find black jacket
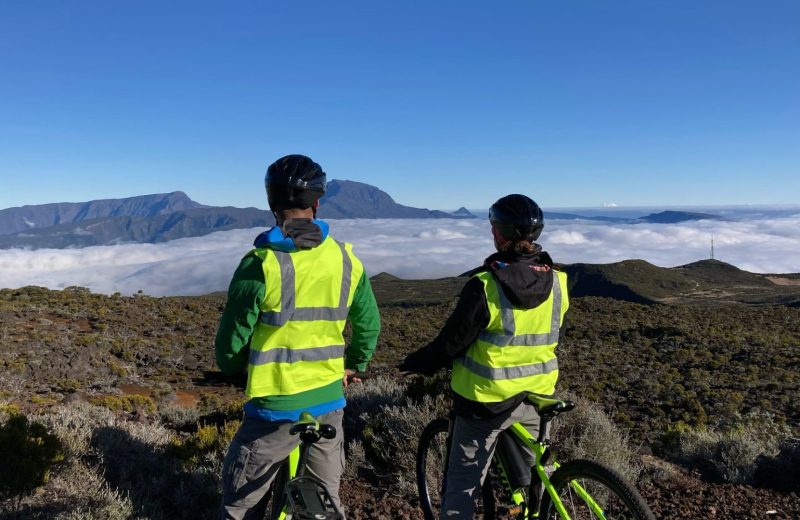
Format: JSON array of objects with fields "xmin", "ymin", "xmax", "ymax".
[{"xmin": 400, "ymin": 247, "xmax": 568, "ymax": 418}]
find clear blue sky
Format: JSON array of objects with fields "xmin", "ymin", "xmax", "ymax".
[{"xmin": 1, "ymin": 0, "xmax": 798, "ymax": 210}]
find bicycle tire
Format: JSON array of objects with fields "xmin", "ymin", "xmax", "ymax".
[
  {"xmin": 416, "ymin": 418, "xmax": 497, "ymax": 520},
  {"xmin": 539, "ymin": 459, "xmax": 655, "ymax": 520}
]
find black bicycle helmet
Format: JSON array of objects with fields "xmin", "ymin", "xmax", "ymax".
[
  {"xmin": 489, "ymin": 194, "xmax": 544, "ymax": 241},
  {"xmin": 265, "ymin": 154, "xmax": 327, "ymax": 210}
]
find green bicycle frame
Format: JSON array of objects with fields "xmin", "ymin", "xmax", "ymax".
[{"xmin": 505, "ymin": 423, "xmax": 607, "ymax": 520}]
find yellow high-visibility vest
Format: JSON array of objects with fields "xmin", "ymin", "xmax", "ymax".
[
  {"xmin": 245, "ymin": 236, "xmax": 364, "ymax": 398},
  {"xmin": 451, "ymin": 269, "xmax": 569, "ymax": 402}
]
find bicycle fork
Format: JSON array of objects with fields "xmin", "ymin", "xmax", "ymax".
[{"xmin": 507, "ymin": 421, "xmax": 606, "ymax": 520}]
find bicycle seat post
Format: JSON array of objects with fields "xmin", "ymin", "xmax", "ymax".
[{"xmin": 537, "ymin": 418, "xmax": 552, "ymax": 445}]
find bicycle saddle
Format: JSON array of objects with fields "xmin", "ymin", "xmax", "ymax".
[
  {"xmin": 290, "ymin": 412, "xmax": 337, "ymax": 443},
  {"xmin": 526, "ymin": 394, "xmax": 575, "ymax": 421}
]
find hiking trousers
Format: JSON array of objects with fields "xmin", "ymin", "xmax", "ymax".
[
  {"xmin": 219, "ymin": 408, "xmax": 345, "ymax": 520},
  {"xmin": 440, "ymin": 401, "xmax": 540, "ymax": 519}
]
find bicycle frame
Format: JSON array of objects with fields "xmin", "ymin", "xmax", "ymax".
[{"xmin": 499, "ymin": 423, "xmax": 607, "ymax": 520}]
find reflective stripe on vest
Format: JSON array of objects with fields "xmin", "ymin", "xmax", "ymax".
[
  {"xmin": 451, "ymin": 269, "xmax": 568, "ymax": 402},
  {"xmin": 259, "ymin": 240, "xmax": 353, "ymax": 326},
  {"xmin": 476, "ymin": 275, "xmax": 563, "ymax": 348},
  {"xmin": 245, "ymin": 237, "xmax": 363, "ymax": 398}
]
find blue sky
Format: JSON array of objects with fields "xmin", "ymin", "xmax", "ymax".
[{"xmin": 1, "ymin": 0, "xmax": 798, "ymax": 211}]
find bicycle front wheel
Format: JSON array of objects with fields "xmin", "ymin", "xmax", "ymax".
[
  {"xmin": 416, "ymin": 418, "xmax": 498, "ymax": 520},
  {"xmin": 539, "ymin": 459, "xmax": 655, "ymax": 520},
  {"xmin": 417, "ymin": 418, "xmax": 450, "ymax": 520}
]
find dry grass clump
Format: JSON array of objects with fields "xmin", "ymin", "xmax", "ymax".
[
  {"xmin": 550, "ymin": 393, "xmax": 642, "ymax": 483},
  {"xmin": 343, "ymin": 375, "xmax": 451, "ymax": 497},
  {"xmin": 4, "ymin": 400, "xmax": 222, "ymax": 519},
  {"xmin": 662, "ymin": 412, "xmax": 795, "ymax": 487},
  {"xmin": 15, "ymin": 459, "xmax": 134, "ymax": 520},
  {"xmin": 158, "ymin": 404, "xmax": 203, "ymax": 429}
]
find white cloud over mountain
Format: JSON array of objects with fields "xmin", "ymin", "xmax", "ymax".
[{"xmin": 1, "ymin": 216, "xmax": 799, "ymax": 296}]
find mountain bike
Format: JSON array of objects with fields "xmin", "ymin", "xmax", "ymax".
[
  {"xmin": 262, "ymin": 412, "xmax": 344, "ymax": 520},
  {"xmin": 416, "ymin": 394, "xmax": 655, "ymax": 519}
]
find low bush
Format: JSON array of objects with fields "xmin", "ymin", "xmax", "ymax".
[
  {"xmin": 661, "ymin": 412, "xmax": 793, "ymax": 486},
  {"xmin": 168, "ymin": 421, "xmax": 240, "ymax": 466},
  {"xmin": 361, "ymin": 393, "xmax": 450, "ymax": 496},
  {"xmin": 343, "ymin": 375, "xmax": 451, "ymax": 496},
  {"xmin": 0, "ymin": 413, "xmax": 65, "ymax": 507},
  {"xmin": 28, "ymin": 400, "xmax": 221, "ymax": 518},
  {"xmin": 550, "ymin": 394, "xmax": 642, "ymax": 483},
  {"xmin": 87, "ymin": 394, "xmax": 157, "ymax": 415}
]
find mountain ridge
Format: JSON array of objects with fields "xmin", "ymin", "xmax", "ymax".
[
  {"xmin": 0, "ymin": 180, "xmax": 470, "ymax": 249},
  {"xmin": 372, "ymin": 258, "xmax": 800, "ymax": 306},
  {"xmin": 0, "ymin": 182, "xmax": 731, "ymax": 250},
  {"xmin": 318, "ymin": 180, "xmax": 469, "ymax": 219},
  {"xmin": 0, "ymin": 192, "xmax": 202, "ymax": 236}
]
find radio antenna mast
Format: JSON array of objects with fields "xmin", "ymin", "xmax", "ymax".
[{"xmin": 710, "ymin": 234, "xmax": 715, "ymax": 260}]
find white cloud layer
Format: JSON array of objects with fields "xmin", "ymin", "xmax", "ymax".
[{"xmin": 1, "ymin": 216, "xmax": 799, "ymax": 296}]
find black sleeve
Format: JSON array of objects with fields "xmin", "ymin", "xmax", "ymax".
[
  {"xmin": 400, "ymin": 277, "xmax": 489, "ymax": 375},
  {"xmin": 558, "ymin": 311, "xmax": 569, "ymax": 343}
]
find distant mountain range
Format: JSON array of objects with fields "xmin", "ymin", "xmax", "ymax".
[
  {"xmin": 544, "ymin": 209, "xmax": 724, "ymax": 224},
  {"xmin": 0, "ymin": 181, "xmax": 475, "ymax": 249},
  {"xmin": 0, "ymin": 180, "xmax": 727, "ymax": 249},
  {"xmin": 0, "ymin": 192, "xmax": 204, "ymax": 236},
  {"xmin": 372, "ymin": 258, "xmax": 800, "ymax": 307},
  {"xmin": 560, "ymin": 258, "xmax": 796, "ymax": 305}
]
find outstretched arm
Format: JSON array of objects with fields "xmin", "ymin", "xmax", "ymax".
[{"xmin": 400, "ymin": 277, "xmax": 489, "ymax": 375}]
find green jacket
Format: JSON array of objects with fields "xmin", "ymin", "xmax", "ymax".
[{"xmin": 215, "ymin": 238, "xmax": 380, "ymax": 413}]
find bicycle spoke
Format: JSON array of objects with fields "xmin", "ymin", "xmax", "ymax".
[{"xmin": 541, "ymin": 460, "xmax": 655, "ymax": 520}]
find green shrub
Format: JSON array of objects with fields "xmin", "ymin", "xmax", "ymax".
[
  {"xmin": 0, "ymin": 414, "xmax": 65, "ymax": 505},
  {"xmin": 661, "ymin": 412, "xmax": 792, "ymax": 485},
  {"xmin": 87, "ymin": 394, "xmax": 157, "ymax": 415},
  {"xmin": 168, "ymin": 421, "xmax": 240, "ymax": 466}
]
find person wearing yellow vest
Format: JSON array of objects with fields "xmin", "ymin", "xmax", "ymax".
[
  {"xmin": 400, "ymin": 194, "xmax": 569, "ymax": 519},
  {"xmin": 216, "ymin": 155, "xmax": 380, "ymax": 520}
]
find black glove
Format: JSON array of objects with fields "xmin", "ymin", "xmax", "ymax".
[{"xmin": 399, "ymin": 350, "xmax": 437, "ymax": 377}]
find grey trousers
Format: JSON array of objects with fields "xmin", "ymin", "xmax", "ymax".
[
  {"xmin": 219, "ymin": 408, "xmax": 345, "ymax": 520},
  {"xmin": 440, "ymin": 401, "xmax": 540, "ymax": 519}
]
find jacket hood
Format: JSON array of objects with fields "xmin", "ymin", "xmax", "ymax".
[
  {"xmin": 253, "ymin": 218, "xmax": 329, "ymax": 252},
  {"xmin": 482, "ymin": 247, "xmax": 555, "ymax": 309}
]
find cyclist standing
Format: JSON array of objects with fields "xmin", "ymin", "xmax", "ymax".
[
  {"xmin": 216, "ymin": 154, "xmax": 380, "ymax": 520},
  {"xmin": 400, "ymin": 194, "xmax": 569, "ymax": 519}
]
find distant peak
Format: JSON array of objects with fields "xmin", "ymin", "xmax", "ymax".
[
  {"xmin": 370, "ymin": 272, "xmax": 401, "ymax": 281},
  {"xmin": 451, "ymin": 207, "xmax": 477, "ymax": 218}
]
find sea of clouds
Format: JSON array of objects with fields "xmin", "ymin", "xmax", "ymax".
[{"xmin": 1, "ymin": 216, "xmax": 799, "ymax": 296}]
